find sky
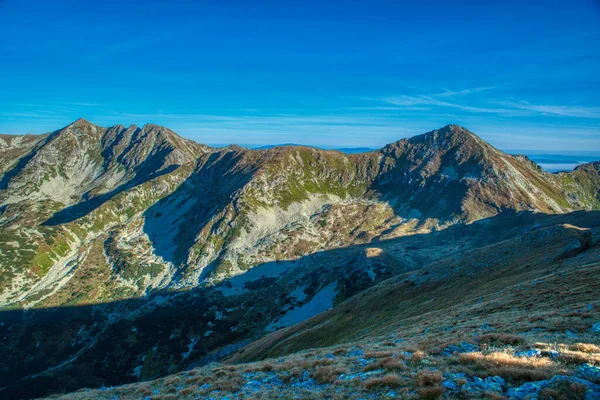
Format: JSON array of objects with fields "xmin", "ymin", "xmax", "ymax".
[{"xmin": 1, "ymin": 0, "xmax": 599, "ymax": 151}]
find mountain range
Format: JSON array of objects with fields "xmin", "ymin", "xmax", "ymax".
[{"xmin": 0, "ymin": 119, "xmax": 599, "ymax": 399}]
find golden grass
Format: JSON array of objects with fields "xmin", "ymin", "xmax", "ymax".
[
  {"xmin": 410, "ymin": 350, "xmax": 427, "ymax": 363},
  {"xmin": 569, "ymin": 343, "xmax": 600, "ymax": 353},
  {"xmin": 459, "ymin": 351, "xmax": 561, "ymax": 382},
  {"xmin": 460, "ymin": 351, "xmax": 554, "ymax": 369}
]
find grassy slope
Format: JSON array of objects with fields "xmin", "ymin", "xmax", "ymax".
[
  {"xmin": 230, "ymin": 212, "xmax": 600, "ymax": 362},
  {"xmin": 50, "ymin": 211, "xmax": 600, "ymax": 399}
]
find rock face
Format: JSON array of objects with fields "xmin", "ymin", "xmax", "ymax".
[{"xmin": 0, "ymin": 120, "xmax": 599, "ymax": 398}]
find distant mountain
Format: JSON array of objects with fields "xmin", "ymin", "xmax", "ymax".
[
  {"xmin": 252, "ymin": 143, "xmax": 310, "ymax": 149},
  {"xmin": 1, "ymin": 120, "xmax": 599, "ymax": 398},
  {"xmin": 252, "ymin": 144, "xmax": 377, "ymax": 154},
  {"xmin": 334, "ymin": 146, "xmax": 377, "ymax": 153}
]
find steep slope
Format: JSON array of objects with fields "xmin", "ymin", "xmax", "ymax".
[
  {"xmin": 43, "ymin": 210, "xmax": 600, "ymax": 400},
  {"xmin": 372, "ymin": 125, "xmax": 591, "ymax": 220},
  {"xmin": 229, "ymin": 210, "xmax": 600, "ymax": 363},
  {"xmin": 0, "ymin": 119, "xmax": 209, "ymax": 305}
]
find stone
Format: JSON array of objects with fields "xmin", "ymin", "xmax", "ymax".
[
  {"xmin": 514, "ymin": 349, "xmax": 541, "ymax": 357},
  {"xmin": 442, "ymin": 380, "xmax": 460, "ymax": 391},
  {"xmin": 442, "ymin": 341, "xmax": 479, "ymax": 355},
  {"xmin": 349, "ymin": 349, "xmax": 364, "ymax": 357},
  {"xmin": 579, "ymin": 364, "xmax": 600, "ymax": 381}
]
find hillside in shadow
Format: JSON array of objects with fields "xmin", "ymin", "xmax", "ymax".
[{"xmin": 0, "ymin": 210, "xmax": 599, "ymax": 399}]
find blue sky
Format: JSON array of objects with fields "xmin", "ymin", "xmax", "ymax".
[{"xmin": 1, "ymin": 0, "xmax": 599, "ymax": 151}]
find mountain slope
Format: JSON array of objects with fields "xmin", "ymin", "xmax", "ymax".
[
  {"xmin": 0, "ymin": 120, "xmax": 599, "ymax": 398},
  {"xmin": 42, "ymin": 210, "xmax": 600, "ymax": 400}
]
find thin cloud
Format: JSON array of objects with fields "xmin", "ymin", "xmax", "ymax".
[
  {"xmin": 435, "ymin": 87, "xmax": 495, "ymax": 97},
  {"xmin": 493, "ymin": 101, "xmax": 600, "ymax": 119},
  {"xmin": 373, "ymin": 87, "xmax": 600, "ymax": 119},
  {"xmin": 379, "ymin": 95, "xmax": 528, "ymax": 116}
]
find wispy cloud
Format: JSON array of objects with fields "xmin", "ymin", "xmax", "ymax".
[
  {"xmin": 371, "ymin": 86, "xmax": 600, "ymax": 119},
  {"xmin": 377, "ymin": 94, "xmax": 528, "ymax": 116},
  {"xmin": 492, "ymin": 100, "xmax": 600, "ymax": 118},
  {"xmin": 434, "ymin": 87, "xmax": 495, "ymax": 97}
]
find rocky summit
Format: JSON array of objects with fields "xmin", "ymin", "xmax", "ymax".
[{"xmin": 0, "ymin": 120, "xmax": 599, "ymax": 399}]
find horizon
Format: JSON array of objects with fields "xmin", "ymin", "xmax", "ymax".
[
  {"xmin": 6, "ymin": 118, "xmax": 600, "ymax": 163},
  {"xmin": 1, "ymin": 0, "xmax": 599, "ymax": 151}
]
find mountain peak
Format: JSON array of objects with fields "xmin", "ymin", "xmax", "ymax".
[
  {"xmin": 66, "ymin": 118, "xmax": 95, "ymax": 129},
  {"xmin": 434, "ymin": 124, "xmax": 478, "ymax": 140}
]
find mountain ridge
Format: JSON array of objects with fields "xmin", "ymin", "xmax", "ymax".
[
  {"xmin": 1, "ymin": 119, "xmax": 599, "ymax": 398},
  {"xmin": 1, "ymin": 120, "xmax": 599, "ymax": 307}
]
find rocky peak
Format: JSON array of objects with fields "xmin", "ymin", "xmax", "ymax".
[{"xmin": 67, "ymin": 117, "xmax": 94, "ymax": 127}]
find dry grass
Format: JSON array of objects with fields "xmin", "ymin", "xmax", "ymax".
[
  {"xmin": 363, "ymin": 373, "xmax": 403, "ymax": 389},
  {"xmin": 479, "ymin": 333, "xmax": 525, "ymax": 346},
  {"xmin": 558, "ymin": 351, "xmax": 600, "ymax": 365},
  {"xmin": 210, "ymin": 372, "xmax": 244, "ymax": 393},
  {"xmin": 363, "ymin": 356, "xmax": 406, "ymax": 372},
  {"xmin": 301, "ymin": 358, "xmax": 335, "ymax": 368},
  {"xmin": 134, "ymin": 385, "xmax": 152, "ymax": 396},
  {"xmin": 163, "ymin": 376, "xmax": 181, "ymax": 386},
  {"xmin": 460, "ymin": 351, "xmax": 554, "ymax": 369},
  {"xmin": 313, "ymin": 365, "xmax": 345, "ymax": 384},
  {"xmin": 534, "ymin": 341, "xmax": 600, "ymax": 365},
  {"xmin": 260, "ymin": 363, "xmax": 275, "ymax": 372},
  {"xmin": 459, "ymin": 351, "xmax": 560, "ymax": 382},
  {"xmin": 410, "ymin": 350, "xmax": 426, "ymax": 363},
  {"xmin": 416, "ymin": 370, "xmax": 442, "ymax": 386},
  {"xmin": 379, "ymin": 357, "xmax": 406, "ymax": 371},
  {"xmin": 484, "ymin": 391, "xmax": 506, "ymax": 400},
  {"xmin": 177, "ymin": 386, "xmax": 196, "ymax": 396},
  {"xmin": 569, "ymin": 343, "xmax": 600, "ymax": 353},
  {"xmin": 417, "ymin": 386, "xmax": 445, "ymax": 399},
  {"xmin": 363, "ymin": 350, "xmax": 395, "ymax": 359}
]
